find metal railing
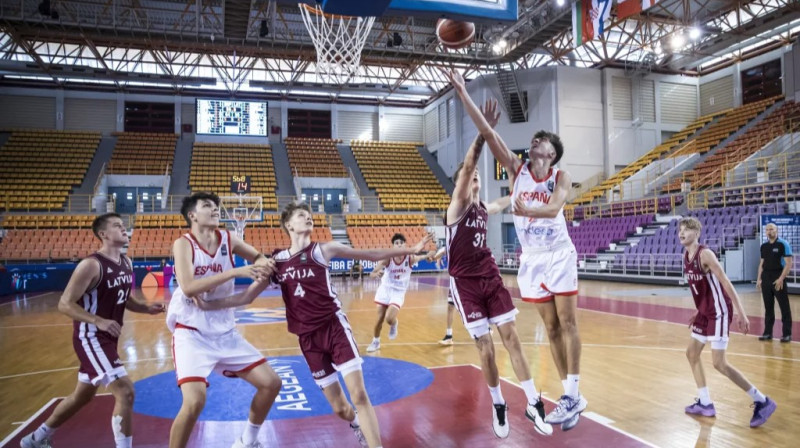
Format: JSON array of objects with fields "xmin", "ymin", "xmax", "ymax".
[
  {"xmin": 687, "ymin": 179, "xmax": 800, "ymax": 210},
  {"xmin": 564, "ymin": 194, "xmax": 680, "ymax": 221}
]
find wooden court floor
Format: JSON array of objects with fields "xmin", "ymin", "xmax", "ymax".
[{"xmin": 0, "ymin": 274, "xmax": 797, "ymax": 447}]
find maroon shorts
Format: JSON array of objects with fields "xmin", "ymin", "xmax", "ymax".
[
  {"xmin": 73, "ymin": 334, "xmax": 126, "ymax": 386},
  {"xmin": 449, "ymin": 275, "xmax": 518, "ymax": 336},
  {"xmin": 691, "ymin": 307, "xmax": 732, "ymax": 341},
  {"xmin": 298, "ymin": 311, "xmax": 362, "ymax": 387}
]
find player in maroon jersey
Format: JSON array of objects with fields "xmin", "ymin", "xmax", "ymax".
[
  {"xmin": 679, "ymin": 217, "xmax": 776, "ymax": 427},
  {"xmin": 21, "ymin": 213, "xmax": 165, "ymax": 448},
  {"xmin": 195, "ymin": 202, "xmax": 431, "ymax": 448},
  {"xmin": 444, "ymin": 98, "xmax": 552, "ymax": 439}
]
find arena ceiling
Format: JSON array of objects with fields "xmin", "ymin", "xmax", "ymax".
[{"xmin": 0, "ymin": 0, "xmax": 798, "ymax": 106}]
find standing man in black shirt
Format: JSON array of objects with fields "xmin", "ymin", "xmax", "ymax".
[{"xmin": 757, "ymin": 223, "xmax": 793, "ymax": 342}]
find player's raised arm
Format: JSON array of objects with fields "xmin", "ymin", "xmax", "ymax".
[
  {"xmin": 172, "ymin": 237, "xmax": 268, "ymax": 298},
  {"xmin": 321, "ymin": 233, "xmax": 432, "ymax": 264},
  {"xmin": 512, "ymin": 170, "xmax": 572, "ymax": 219},
  {"xmin": 58, "ymin": 258, "xmax": 121, "ymax": 337},
  {"xmin": 486, "ymin": 195, "xmax": 511, "ymax": 215},
  {"xmin": 192, "ymin": 277, "xmax": 272, "ymax": 311},
  {"xmin": 230, "ymin": 232, "xmax": 270, "ymax": 265},
  {"xmin": 700, "ymin": 248, "xmax": 750, "ymax": 334},
  {"xmin": 445, "ymin": 70, "xmax": 521, "ymax": 175}
]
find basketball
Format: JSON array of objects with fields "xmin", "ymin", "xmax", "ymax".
[{"xmin": 436, "ymin": 19, "xmax": 475, "ymax": 50}]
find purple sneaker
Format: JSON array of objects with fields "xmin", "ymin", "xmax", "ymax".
[
  {"xmin": 750, "ymin": 397, "xmax": 776, "ymax": 428},
  {"xmin": 685, "ymin": 399, "xmax": 716, "ymax": 417}
]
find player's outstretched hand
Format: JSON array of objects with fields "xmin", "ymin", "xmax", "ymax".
[
  {"xmin": 234, "ymin": 264, "xmax": 270, "ymax": 281},
  {"xmin": 96, "ymin": 318, "xmax": 122, "ymax": 337},
  {"xmin": 481, "ymin": 98, "xmax": 500, "ymax": 129},
  {"xmin": 512, "ymin": 195, "xmax": 533, "ymax": 217},
  {"xmin": 412, "ymin": 233, "xmax": 434, "ymax": 254},
  {"xmin": 442, "ymin": 69, "xmax": 466, "ymax": 93},
  {"xmin": 147, "ymin": 303, "xmax": 166, "ymax": 314},
  {"xmin": 736, "ymin": 313, "xmax": 750, "ymax": 335}
]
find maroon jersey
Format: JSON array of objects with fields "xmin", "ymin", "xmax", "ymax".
[
  {"xmin": 446, "ymin": 201, "xmax": 499, "ymax": 278},
  {"xmin": 73, "ymin": 253, "xmax": 133, "ymax": 342},
  {"xmin": 684, "ymin": 245, "xmax": 731, "ymax": 317},
  {"xmin": 272, "ymin": 242, "xmax": 342, "ymax": 335}
]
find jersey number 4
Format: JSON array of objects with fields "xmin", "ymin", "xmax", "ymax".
[
  {"xmin": 294, "ymin": 284, "xmax": 306, "ymax": 297},
  {"xmin": 473, "ymin": 233, "xmax": 486, "ymax": 247},
  {"xmin": 116, "ymin": 289, "xmax": 130, "ymax": 305}
]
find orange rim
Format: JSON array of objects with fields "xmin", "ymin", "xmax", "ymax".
[{"xmin": 300, "ymin": 3, "xmax": 359, "ymax": 20}]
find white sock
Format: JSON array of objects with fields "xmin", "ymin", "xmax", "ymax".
[
  {"xmin": 32, "ymin": 423, "xmax": 55, "ymax": 441},
  {"xmin": 242, "ymin": 420, "xmax": 261, "ymax": 444},
  {"xmin": 561, "ymin": 379, "xmax": 568, "ymax": 395},
  {"xmin": 488, "ymin": 385, "xmax": 505, "ymax": 405},
  {"xmin": 698, "ymin": 387, "xmax": 712, "ymax": 405},
  {"xmin": 372, "ymin": 337, "xmax": 380, "ymax": 343},
  {"xmin": 114, "ymin": 436, "xmax": 132, "ymax": 448},
  {"xmin": 747, "ymin": 387, "xmax": 767, "ymax": 403},
  {"xmin": 520, "ymin": 379, "xmax": 539, "ymax": 405},
  {"xmin": 446, "ymin": 328, "xmax": 453, "ymax": 336},
  {"xmin": 566, "ymin": 374, "xmax": 580, "ymax": 398},
  {"xmin": 351, "ymin": 408, "xmax": 361, "ymax": 427}
]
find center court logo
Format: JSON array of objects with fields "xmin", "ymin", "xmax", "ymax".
[{"xmin": 133, "ymin": 356, "xmax": 433, "ymax": 421}]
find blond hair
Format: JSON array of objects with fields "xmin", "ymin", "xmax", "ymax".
[{"xmin": 679, "ymin": 217, "xmax": 702, "ymax": 232}]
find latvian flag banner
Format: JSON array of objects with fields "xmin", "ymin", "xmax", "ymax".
[
  {"xmin": 617, "ymin": 0, "xmax": 662, "ymax": 21},
  {"xmin": 572, "ymin": 0, "xmax": 612, "ymax": 47}
]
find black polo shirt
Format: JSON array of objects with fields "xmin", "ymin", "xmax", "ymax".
[{"xmin": 760, "ymin": 238, "xmax": 793, "ymax": 273}]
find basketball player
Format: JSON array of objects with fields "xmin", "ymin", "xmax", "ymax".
[
  {"xmin": 167, "ymin": 192, "xmax": 282, "ymax": 448},
  {"xmin": 447, "ymin": 70, "xmax": 586, "ymax": 428},
  {"xmin": 21, "ymin": 213, "xmax": 165, "ymax": 448},
  {"xmin": 444, "ymin": 96, "xmax": 552, "ymax": 439},
  {"xmin": 365, "ymin": 233, "xmax": 432, "ymax": 352},
  {"xmin": 195, "ymin": 202, "xmax": 432, "ymax": 448},
  {"xmin": 679, "ymin": 217, "xmax": 777, "ymax": 427}
]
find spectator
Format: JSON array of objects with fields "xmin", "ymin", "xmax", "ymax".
[{"xmin": 757, "ymin": 223, "xmax": 793, "ymax": 343}]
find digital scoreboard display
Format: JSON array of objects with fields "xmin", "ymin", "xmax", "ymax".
[
  {"xmin": 495, "ymin": 149, "xmax": 529, "ymax": 180},
  {"xmin": 196, "ymin": 99, "xmax": 267, "ymax": 136}
]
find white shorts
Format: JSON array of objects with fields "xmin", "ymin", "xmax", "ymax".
[
  {"xmin": 374, "ymin": 284, "xmax": 406, "ymax": 309},
  {"xmin": 78, "ymin": 366, "xmax": 128, "ymax": 387},
  {"xmin": 691, "ymin": 333, "xmax": 729, "ymax": 350},
  {"xmin": 172, "ymin": 326, "xmax": 266, "ymax": 386},
  {"xmin": 518, "ymin": 243, "xmax": 578, "ymax": 303}
]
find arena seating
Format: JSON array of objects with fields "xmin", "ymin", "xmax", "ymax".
[
  {"xmin": 345, "ymin": 214, "xmax": 427, "ymax": 226},
  {"xmin": 284, "ymin": 137, "xmax": 347, "ymax": 177},
  {"xmin": 570, "ymin": 194, "xmax": 683, "ymax": 220},
  {"xmin": 107, "ymin": 132, "xmax": 178, "ymax": 175},
  {"xmin": 569, "ymin": 214, "xmax": 653, "ymax": 258},
  {"xmin": 0, "ymin": 214, "xmax": 101, "ymax": 260},
  {"xmin": 698, "ymin": 181, "xmax": 800, "ymax": 208},
  {"xmin": 0, "ymin": 130, "xmax": 101, "ymax": 211},
  {"xmin": 662, "ymin": 96, "xmax": 782, "ymax": 192},
  {"xmin": 188, "ymin": 143, "xmax": 278, "ymax": 210},
  {"xmin": 350, "ymin": 140, "xmax": 449, "ymax": 211}
]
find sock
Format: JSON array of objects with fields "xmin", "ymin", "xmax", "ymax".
[
  {"xmin": 351, "ymin": 408, "xmax": 361, "ymax": 427},
  {"xmin": 747, "ymin": 387, "xmax": 767, "ymax": 403},
  {"xmin": 488, "ymin": 385, "xmax": 505, "ymax": 405},
  {"xmin": 561, "ymin": 379, "xmax": 568, "ymax": 395},
  {"xmin": 114, "ymin": 436, "xmax": 132, "ymax": 448},
  {"xmin": 566, "ymin": 374, "xmax": 580, "ymax": 398},
  {"xmin": 520, "ymin": 379, "xmax": 539, "ymax": 405},
  {"xmin": 698, "ymin": 387, "xmax": 712, "ymax": 405},
  {"xmin": 446, "ymin": 328, "xmax": 453, "ymax": 336},
  {"xmin": 32, "ymin": 423, "xmax": 55, "ymax": 441},
  {"xmin": 372, "ymin": 337, "xmax": 380, "ymax": 343},
  {"xmin": 242, "ymin": 420, "xmax": 261, "ymax": 444}
]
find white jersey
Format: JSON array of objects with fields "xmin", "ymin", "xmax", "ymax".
[
  {"xmin": 512, "ymin": 165, "xmax": 572, "ymax": 249},
  {"xmin": 379, "ymin": 255, "xmax": 412, "ymax": 291},
  {"xmin": 167, "ymin": 230, "xmax": 237, "ymax": 336}
]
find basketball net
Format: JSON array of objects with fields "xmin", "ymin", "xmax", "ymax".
[
  {"xmin": 298, "ymin": 3, "xmax": 376, "ymax": 84},
  {"xmin": 220, "ymin": 195, "xmax": 263, "ymax": 240}
]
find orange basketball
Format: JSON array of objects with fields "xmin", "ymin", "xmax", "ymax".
[{"xmin": 436, "ymin": 19, "xmax": 476, "ymax": 50}]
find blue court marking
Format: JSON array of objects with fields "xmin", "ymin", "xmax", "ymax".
[
  {"xmin": 235, "ymin": 307, "xmax": 287, "ymax": 325},
  {"xmin": 133, "ymin": 356, "xmax": 433, "ymax": 421}
]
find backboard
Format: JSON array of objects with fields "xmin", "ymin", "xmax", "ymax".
[{"xmin": 318, "ymin": 0, "xmax": 518, "ymax": 22}]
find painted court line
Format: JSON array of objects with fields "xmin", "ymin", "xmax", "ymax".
[{"xmin": 0, "ymin": 398, "xmax": 57, "ymax": 447}]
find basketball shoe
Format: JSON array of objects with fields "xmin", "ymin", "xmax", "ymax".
[
  {"xmin": 231, "ymin": 437, "xmax": 263, "ymax": 448},
  {"xmin": 562, "ymin": 413, "xmax": 580, "ymax": 431},
  {"xmin": 684, "ymin": 399, "xmax": 716, "ymax": 417},
  {"xmin": 350, "ymin": 422, "xmax": 369, "ymax": 448},
  {"xmin": 366, "ymin": 339, "xmax": 380, "ymax": 352},
  {"xmin": 524, "ymin": 399, "xmax": 553, "ymax": 436},
  {"xmin": 750, "ymin": 397, "xmax": 776, "ymax": 427},
  {"xmin": 438, "ymin": 334, "xmax": 453, "ymax": 345},
  {"xmin": 545, "ymin": 394, "xmax": 588, "ymax": 424},
  {"xmin": 492, "ymin": 403, "xmax": 510, "ymax": 438},
  {"xmin": 388, "ymin": 320, "xmax": 398, "ymax": 340},
  {"xmin": 20, "ymin": 434, "xmax": 52, "ymax": 448}
]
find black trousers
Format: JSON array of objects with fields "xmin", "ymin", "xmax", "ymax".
[{"xmin": 761, "ymin": 271, "xmax": 792, "ymax": 337}]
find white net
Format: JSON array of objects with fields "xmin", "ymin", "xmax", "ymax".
[
  {"xmin": 299, "ymin": 3, "xmax": 376, "ymax": 84},
  {"xmin": 220, "ymin": 195, "xmax": 263, "ymax": 240}
]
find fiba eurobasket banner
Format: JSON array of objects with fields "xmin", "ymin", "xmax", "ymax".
[{"xmin": 572, "ymin": 1, "xmax": 662, "ymax": 46}]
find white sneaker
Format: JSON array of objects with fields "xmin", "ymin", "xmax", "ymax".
[
  {"xmin": 388, "ymin": 320, "xmax": 398, "ymax": 340},
  {"xmin": 438, "ymin": 335, "xmax": 454, "ymax": 345},
  {"xmin": 20, "ymin": 434, "xmax": 52, "ymax": 448},
  {"xmin": 545, "ymin": 394, "xmax": 588, "ymax": 424},
  {"xmin": 366, "ymin": 339, "xmax": 380, "ymax": 352},
  {"xmin": 492, "ymin": 403, "xmax": 510, "ymax": 439},
  {"xmin": 525, "ymin": 400, "xmax": 553, "ymax": 436},
  {"xmin": 350, "ymin": 422, "xmax": 369, "ymax": 448},
  {"xmin": 231, "ymin": 437, "xmax": 263, "ymax": 448},
  {"xmin": 562, "ymin": 412, "xmax": 580, "ymax": 431}
]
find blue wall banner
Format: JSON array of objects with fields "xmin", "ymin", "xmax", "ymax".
[{"xmin": 760, "ymin": 215, "xmax": 799, "ymax": 249}]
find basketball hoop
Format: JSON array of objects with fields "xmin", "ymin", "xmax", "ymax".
[
  {"xmin": 298, "ymin": 3, "xmax": 376, "ymax": 84},
  {"xmin": 220, "ymin": 195, "xmax": 263, "ymax": 240}
]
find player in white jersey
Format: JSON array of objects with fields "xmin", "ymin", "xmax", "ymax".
[
  {"xmin": 366, "ymin": 233, "xmax": 431, "ymax": 352},
  {"xmin": 448, "ymin": 70, "xmax": 586, "ymax": 429},
  {"xmin": 167, "ymin": 192, "xmax": 282, "ymax": 448}
]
